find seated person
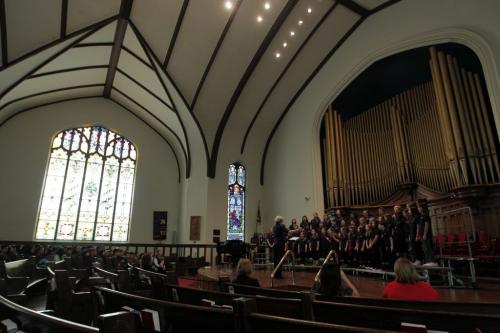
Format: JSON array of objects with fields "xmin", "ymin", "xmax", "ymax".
[
  {"xmin": 233, "ymin": 259, "xmax": 260, "ymax": 287},
  {"xmin": 313, "ymin": 262, "xmax": 360, "ymax": 298},
  {"xmin": 382, "ymin": 258, "xmax": 439, "ymax": 301}
]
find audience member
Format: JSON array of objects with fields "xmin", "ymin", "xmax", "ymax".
[
  {"xmin": 313, "ymin": 262, "xmax": 360, "ymax": 298},
  {"xmin": 382, "ymin": 258, "xmax": 439, "ymax": 301},
  {"xmin": 233, "ymin": 259, "xmax": 260, "ymax": 287}
]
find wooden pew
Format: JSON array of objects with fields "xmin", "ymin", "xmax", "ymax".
[
  {"xmin": 313, "ymin": 300, "xmax": 500, "ymax": 332},
  {"xmin": 4, "ymin": 257, "xmax": 49, "ymax": 295},
  {"xmin": 233, "ymin": 297, "xmax": 398, "ymax": 333},
  {"xmin": 163, "ymin": 283, "xmax": 314, "ymax": 320},
  {"xmin": 132, "ymin": 266, "xmax": 178, "ymax": 299},
  {"xmin": 0, "ymin": 260, "xmax": 29, "ymax": 297},
  {"xmin": 94, "ymin": 266, "xmax": 132, "ymax": 292},
  {"xmin": 0, "ymin": 294, "xmax": 136, "ymax": 333},
  {"xmin": 224, "ymin": 282, "xmax": 302, "ymax": 298},
  {"xmin": 92, "ymin": 286, "xmax": 235, "ymax": 333},
  {"xmin": 315, "ymin": 294, "xmax": 500, "ymax": 315},
  {"xmin": 52, "ymin": 270, "xmax": 94, "ymax": 325},
  {"xmin": 225, "ymin": 282, "xmax": 500, "ymax": 315}
]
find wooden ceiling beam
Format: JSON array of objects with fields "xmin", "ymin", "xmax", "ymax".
[
  {"xmin": 163, "ymin": 0, "xmax": 190, "ymax": 69},
  {"xmin": 0, "ymin": 0, "xmax": 7, "ymax": 65},
  {"xmin": 208, "ymin": 0, "xmax": 299, "ymax": 178},
  {"xmin": 60, "ymin": 0, "xmax": 68, "ymax": 38},
  {"xmin": 338, "ymin": 0, "xmax": 369, "ymax": 16},
  {"xmin": 103, "ymin": 0, "xmax": 133, "ymax": 98}
]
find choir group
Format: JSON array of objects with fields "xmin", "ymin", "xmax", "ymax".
[{"xmin": 257, "ymin": 202, "xmax": 436, "ymax": 271}]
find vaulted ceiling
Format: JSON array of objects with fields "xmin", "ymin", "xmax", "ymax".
[{"xmin": 0, "ymin": 0, "xmax": 400, "ymax": 182}]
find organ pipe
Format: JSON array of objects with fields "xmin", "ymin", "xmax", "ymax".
[{"xmin": 321, "ymin": 47, "xmax": 498, "ymax": 208}]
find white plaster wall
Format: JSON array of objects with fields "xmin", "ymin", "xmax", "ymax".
[
  {"xmin": 262, "ymin": 0, "xmax": 500, "ymax": 227},
  {"xmin": 0, "ymin": 97, "xmax": 181, "ymax": 243}
]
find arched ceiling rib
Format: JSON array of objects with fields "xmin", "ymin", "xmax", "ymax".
[
  {"xmin": 0, "ymin": 17, "xmax": 190, "ymax": 181},
  {"xmin": 0, "ymin": 0, "xmax": 401, "ymax": 182}
]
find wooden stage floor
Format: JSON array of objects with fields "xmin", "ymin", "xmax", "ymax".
[{"xmin": 196, "ymin": 266, "xmax": 500, "ymax": 303}]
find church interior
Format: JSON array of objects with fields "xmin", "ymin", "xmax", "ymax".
[{"xmin": 1, "ymin": 0, "xmax": 500, "ymax": 332}]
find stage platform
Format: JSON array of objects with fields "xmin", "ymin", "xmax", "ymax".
[{"xmin": 196, "ymin": 265, "xmax": 500, "ymax": 302}]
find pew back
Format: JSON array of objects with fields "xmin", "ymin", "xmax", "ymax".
[
  {"xmin": 0, "ymin": 294, "xmax": 98, "ymax": 333},
  {"xmin": 226, "ymin": 282, "xmax": 500, "ymax": 315},
  {"xmin": 233, "ymin": 297, "xmax": 398, "ymax": 333},
  {"xmin": 164, "ymin": 284, "xmax": 312, "ymax": 319},
  {"xmin": 93, "ymin": 286, "xmax": 235, "ymax": 333},
  {"xmin": 313, "ymin": 300, "xmax": 500, "ymax": 333}
]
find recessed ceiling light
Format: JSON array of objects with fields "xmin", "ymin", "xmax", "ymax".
[
  {"xmin": 257, "ymin": 15, "xmax": 263, "ymax": 22},
  {"xmin": 298, "ymin": 20, "xmax": 303, "ymax": 26},
  {"xmin": 264, "ymin": 2, "xmax": 271, "ymax": 10},
  {"xmin": 290, "ymin": 31, "xmax": 295, "ymax": 36},
  {"xmin": 275, "ymin": 52, "xmax": 281, "ymax": 58},
  {"xmin": 225, "ymin": 1, "xmax": 233, "ymax": 10},
  {"xmin": 307, "ymin": 7, "xmax": 312, "ymax": 13},
  {"xmin": 283, "ymin": 42, "xmax": 287, "ymax": 48}
]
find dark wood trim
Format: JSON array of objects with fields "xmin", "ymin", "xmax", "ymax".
[
  {"xmin": 163, "ymin": 0, "xmax": 189, "ymax": 68},
  {"xmin": 259, "ymin": 16, "xmax": 366, "ymax": 185},
  {"xmin": 73, "ymin": 42, "xmax": 115, "ymax": 48},
  {"xmin": 190, "ymin": 0, "xmax": 242, "ymax": 110},
  {"xmin": 0, "ymin": 0, "xmax": 7, "ymax": 65},
  {"xmin": 28, "ymin": 65, "xmax": 108, "ymax": 79},
  {"xmin": 208, "ymin": 0, "xmax": 298, "ymax": 178},
  {"xmin": 103, "ymin": 0, "xmax": 133, "ymax": 98},
  {"xmin": 110, "ymin": 97, "xmax": 182, "ymax": 183},
  {"xmin": 338, "ymin": 0, "xmax": 369, "ymax": 16},
  {"xmin": 0, "ymin": 15, "xmax": 118, "ymax": 72},
  {"xmin": 258, "ymin": 0, "xmax": 402, "ymax": 184},
  {"xmin": 241, "ymin": 1, "xmax": 338, "ymax": 154},
  {"xmin": 0, "ymin": 18, "xmax": 116, "ymax": 100},
  {"xmin": 0, "ymin": 95, "xmax": 102, "ymax": 128},
  {"xmin": 111, "ymin": 86, "xmax": 188, "ymax": 171},
  {"xmin": 369, "ymin": 0, "xmax": 402, "ymax": 14},
  {"xmin": 0, "ymin": 83, "xmax": 104, "ymax": 111},
  {"xmin": 115, "ymin": 67, "xmax": 174, "ymax": 111},
  {"xmin": 60, "ymin": 0, "xmax": 68, "ymax": 38},
  {"xmin": 121, "ymin": 45, "xmax": 153, "ymax": 69},
  {"xmin": 129, "ymin": 20, "xmax": 194, "ymax": 178}
]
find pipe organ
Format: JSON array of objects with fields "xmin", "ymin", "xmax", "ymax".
[{"xmin": 322, "ymin": 47, "xmax": 500, "ymax": 209}]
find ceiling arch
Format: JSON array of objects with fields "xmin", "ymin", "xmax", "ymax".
[{"xmin": 0, "ymin": 0, "xmax": 401, "ymax": 181}]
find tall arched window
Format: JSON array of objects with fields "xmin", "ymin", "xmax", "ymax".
[
  {"xmin": 35, "ymin": 126, "xmax": 137, "ymax": 242},
  {"xmin": 227, "ymin": 163, "xmax": 245, "ymax": 241}
]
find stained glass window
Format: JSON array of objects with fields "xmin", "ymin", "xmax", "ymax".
[
  {"xmin": 227, "ymin": 163, "xmax": 245, "ymax": 241},
  {"xmin": 35, "ymin": 126, "xmax": 137, "ymax": 242}
]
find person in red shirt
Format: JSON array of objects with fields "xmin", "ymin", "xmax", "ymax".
[{"xmin": 382, "ymin": 258, "xmax": 439, "ymax": 301}]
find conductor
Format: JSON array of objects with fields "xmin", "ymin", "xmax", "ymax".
[{"xmin": 272, "ymin": 216, "xmax": 288, "ymax": 278}]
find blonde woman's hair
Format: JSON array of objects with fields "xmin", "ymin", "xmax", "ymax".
[
  {"xmin": 236, "ymin": 259, "xmax": 253, "ymax": 277},
  {"xmin": 394, "ymin": 258, "xmax": 421, "ymax": 284}
]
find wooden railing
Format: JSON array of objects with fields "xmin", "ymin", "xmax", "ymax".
[{"xmin": 0, "ymin": 241, "xmax": 218, "ymax": 266}]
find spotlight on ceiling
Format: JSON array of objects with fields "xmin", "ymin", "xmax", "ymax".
[
  {"xmin": 264, "ymin": 2, "xmax": 271, "ymax": 10},
  {"xmin": 307, "ymin": 7, "xmax": 312, "ymax": 13},
  {"xmin": 283, "ymin": 42, "xmax": 287, "ymax": 48},
  {"xmin": 224, "ymin": 1, "xmax": 233, "ymax": 10},
  {"xmin": 290, "ymin": 31, "xmax": 295, "ymax": 36},
  {"xmin": 275, "ymin": 52, "xmax": 281, "ymax": 58},
  {"xmin": 257, "ymin": 15, "xmax": 263, "ymax": 22},
  {"xmin": 298, "ymin": 20, "xmax": 303, "ymax": 26}
]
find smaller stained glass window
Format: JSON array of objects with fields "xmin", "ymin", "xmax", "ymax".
[{"xmin": 227, "ymin": 163, "xmax": 246, "ymax": 241}]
